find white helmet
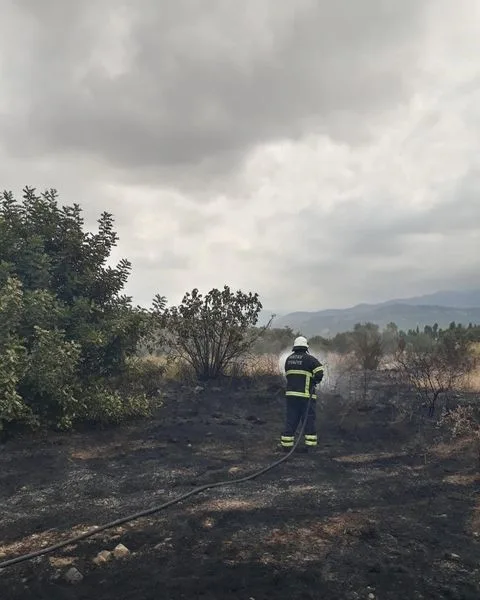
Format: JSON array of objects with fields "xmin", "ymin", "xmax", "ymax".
[{"xmin": 293, "ymin": 335, "xmax": 309, "ymax": 349}]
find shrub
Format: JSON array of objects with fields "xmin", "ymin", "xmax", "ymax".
[
  {"xmin": 350, "ymin": 322, "xmax": 384, "ymax": 371},
  {"xmin": 0, "ymin": 187, "xmax": 153, "ymax": 433},
  {"xmin": 250, "ymin": 326, "xmax": 299, "ymax": 355},
  {"xmin": 152, "ymin": 285, "xmax": 272, "ymax": 380},
  {"xmin": 394, "ymin": 327, "xmax": 477, "ymax": 417},
  {"xmin": 22, "ymin": 326, "xmax": 82, "ymax": 430},
  {"xmin": 119, "ymin": 356, "xmax": 167, "ymax": 398},
  {"xmin": 78, "ymin": 385, "xmax": 152, "ymax": 427},
  {"xmin": 438, "ymin": 404, "xmax": 480, "ymax": 467}
]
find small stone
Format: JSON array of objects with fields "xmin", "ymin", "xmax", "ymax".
[
  {"xmin": 65, "ymin": 567, "xmax": 83, "ymax": 584},
  {"xmin": 203, "ymin": 518, "xmax": 214, "ymax": 528},
  {"xmin": 368, "ymin": 594, "xmax": 375, "ymax": 600},
  {"xmin": 93, "ymin": 550, "xmax": 112, "ymax": 565},
  {"xmin": 113, "ymin": 543, "xmax": 130, "ymax": 559},
  {"xmin": 193, "ymin": 386, "xmax": 204, "ymax": 394},
  {"xmin": 447, "ymin": 552, "xmax": 461, "ymax": 561}
]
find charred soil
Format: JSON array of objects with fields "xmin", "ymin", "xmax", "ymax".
[{"xmin": 1, "ymin": 376, "xmax": 479, "ymax": 599}]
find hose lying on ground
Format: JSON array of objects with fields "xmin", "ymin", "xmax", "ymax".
[{"xmin": 0, "ymin": 396, "xmax": 312, "ymax": 570}]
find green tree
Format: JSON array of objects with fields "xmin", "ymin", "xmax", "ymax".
[
  {"xmin": 351, "ymin": 322, "xmax": 384, "ymax": 371},
  {"xmin": 382, "ymin": 322, "xmax": 400, "ymax": 355},
  {"xmin": 0, "ymin": 187, "xmax": 151, "ymax": 433},
  {"xmin": 0, "ymin": 277, "xmax": 30, "ymax": 430},
  {"xmin": 328, "ymin": 331, "xmax": 352, "ymax": 354},
  {"xmin": 154, "ymin": 285, "xmax": 268, "ymax": 380},
  {"xmin": 251, "ymin": 326, "xmax": 299, "ymax": 354},
  {"xmin": 308, "ymin": 334, "xmax": 330, "ymax": 352}
]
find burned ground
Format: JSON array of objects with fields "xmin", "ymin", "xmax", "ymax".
[{"xmin": 1, "ymin": 376, "xmax": 479, "ymax": 599}]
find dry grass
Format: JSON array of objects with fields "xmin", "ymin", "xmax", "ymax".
[
  {"xmin": 443, "ymin": 473, "xmax": 480, "ymax": 486},
  {"xmin": 333, "ymin": 451, "xmax": 406, "ymax": 465},
  {"xmin": 462, "ymin": 366, "xmax": 480, "ymax": 392},
  {"xmin": 137, "ymin": 351, "xmax": 480, "ymax": 405},
  {"xmin": 0, "ymin": 523, "xmax": 113, "ymax": 557},
  {"xmin": 191, "ymin": 498, "xmax": 263, "ymax": 514},
  {"xmin": 140, "ymin": 354, "xmax": 197, "ymax": 383},
  {"xmin": 226, "ymin": 353, "xmax": 283, "ymax": 377},
  {"xmin": 431, "ymin": 436, "xmax": 477, "ymax": 459},
  {"xmin": 262, "ymin": 511, "xmax": 372, "ymax": 549},
  {"xmin": 137, "ymin": 350, "xmax": 371, "ymax": 388},
  {"xmin": 470, "ymin": 498, "xmax": 480, "ymax": 534},
  {"xmin": 471, "ymin": 342, "xmax": 480, "ymax": 356},
  {"xmin": 137, "ymin": 355, "xmax": 167, "ymax": 367},
  {"xmin": 219, "ymin": 511, "xmax": 374, "ymax": 568},
  {"xmin": 138, "ymin": 353, "xmax": 284, "ymax": 382},
  {"xmin": 70, "ymin": 438, "xmax": 165, "ymax": 461}
]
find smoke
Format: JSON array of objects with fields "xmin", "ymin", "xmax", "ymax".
[
  {"xmin": 277, "ymin": 347, "xmax": 291, "ymax": 380},
  {"xmin": 317, "ymin": 352, "xmax": 342, "ymax": 394}
]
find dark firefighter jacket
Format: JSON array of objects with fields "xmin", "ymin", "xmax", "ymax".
[{"xmin": 284, "ymin": 350, "xmax": 324, "ymax": 399}]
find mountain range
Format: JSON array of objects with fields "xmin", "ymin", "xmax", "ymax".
[{"xmin": 260, "ymin": 288, "xmax": 480, "ymax": 337}]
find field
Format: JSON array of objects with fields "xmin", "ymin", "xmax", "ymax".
[{"xmin": 1, "ymin": 371, "xmax": 480, "ymax": 600}]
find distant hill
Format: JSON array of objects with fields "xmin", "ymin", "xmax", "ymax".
[
  {"xmin": 382, "ymin": 289, "xmax": 480, "ymax": 308},
  {"xmin": 272, "ymin": 288, "xmax": 480, "ymax": 337}
]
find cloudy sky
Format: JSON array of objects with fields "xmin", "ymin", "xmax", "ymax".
[{"xmin": 1, "ymin": 0, "xmax": 479, "ymax": 313}]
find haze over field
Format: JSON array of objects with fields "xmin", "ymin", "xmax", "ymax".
[{"xmin": 1, "ymin": 0, "xmax": 479, "ymax": 311}]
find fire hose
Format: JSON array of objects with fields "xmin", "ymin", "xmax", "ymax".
[{"xmin": 0, "ymin": 394, "xmax": 313, "ymax": 570}]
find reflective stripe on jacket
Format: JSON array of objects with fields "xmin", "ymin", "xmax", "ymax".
[{"xmin": 284, "ymin": 350, "xmax": 324, "ymax": 399}]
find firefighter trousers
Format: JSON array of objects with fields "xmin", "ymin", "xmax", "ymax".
[{"xmin": 280, "ymin": 396, "xmax": 317, "ymax": 448}]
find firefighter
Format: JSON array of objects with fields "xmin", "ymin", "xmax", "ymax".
[{"xmin": 280, "ymin": 336, "xmax": 324, "ymax": 453}]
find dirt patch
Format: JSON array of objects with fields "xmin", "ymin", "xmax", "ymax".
[{"xmin": 1, "ymin": 379, "xmax": 480, "ymax": 599}]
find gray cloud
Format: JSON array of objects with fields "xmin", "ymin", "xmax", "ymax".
[
  {"xmin": 317, "ymin": 174, "xmax": 480, "ymax": 260},
  {"xmin": 1, "ymin": 0, "xmax": 480, "ymax": 313},
  {"xmin": 3, "ymin": 0, "xmax": 429, "ymax": 185}
]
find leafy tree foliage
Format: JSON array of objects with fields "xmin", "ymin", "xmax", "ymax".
[
  {"xmin": 0, "ymin": 187, "xmax": 151, "ymax": 434},
  {"xmin": 153, "ymin": 285, "xmax": 269, "ymax": 380},
  {"xmin": 350, "ymin": 322, "xmax": 384, "ymax": 371},
  {"xmin": 306, "ymin": 323, "xmax": 385, "ymax": 370},
  {"xmin": 398, "ymin": 321, "xmax": 480, "ymax": 346},
  {"xmin": 251, "ymin": 326, "xmax": 300, "ymax": 354},
  {"xmin": 294, "ymin": 320, "xmax": 480, "ymax": 358}
]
